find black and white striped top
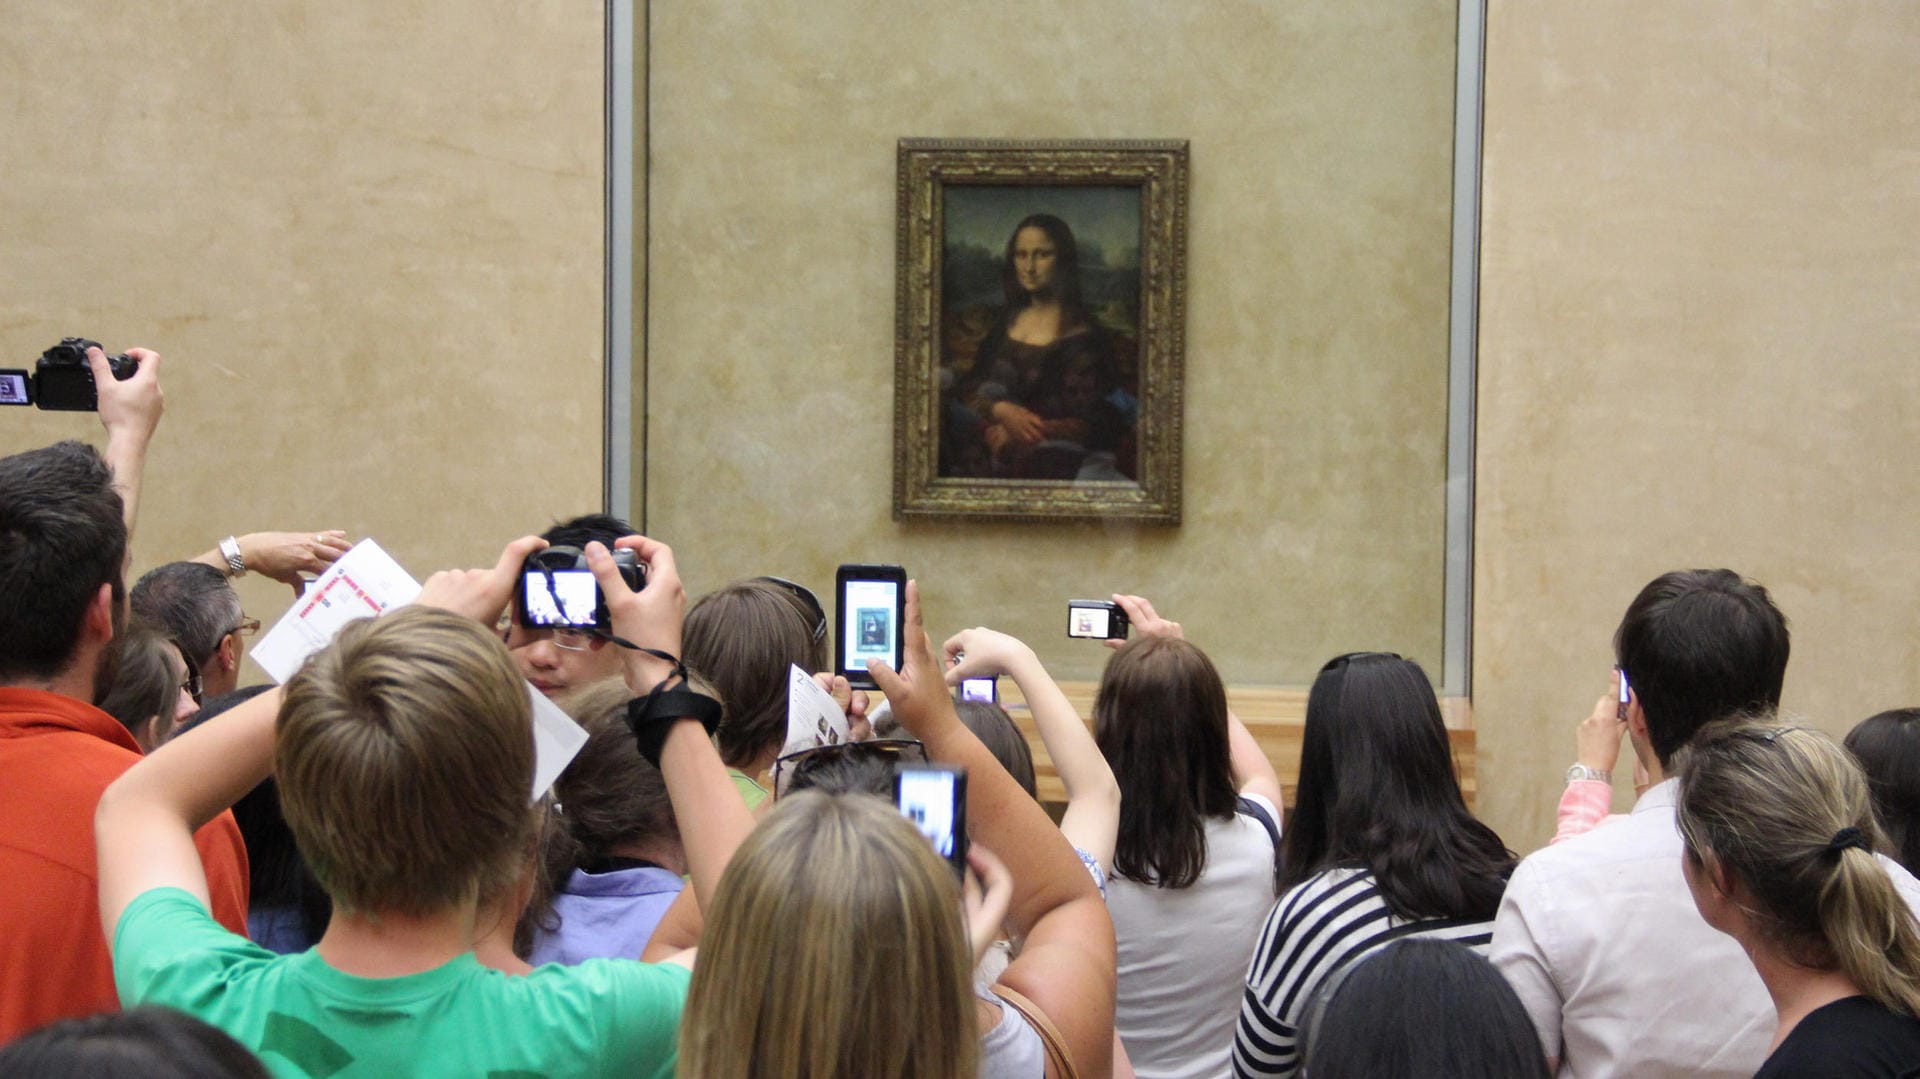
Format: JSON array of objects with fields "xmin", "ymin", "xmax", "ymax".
[{"xmin": 1231, "ymin": 868, "xmax": 1496, "ymax": 1078}]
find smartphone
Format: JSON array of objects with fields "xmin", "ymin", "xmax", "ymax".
[
  {"xmin": 959, "ymin": 676, "xmax": 998, "ymax": 704},
  {"xmin": 1067, "ymin": 599, "xmax": 1129, "ymax": 640},
  {"xmin": 894, "ymin": 764, "xmax": 968, "ymax": 876},
  {"xmin": 1616, "ymin": 668, "xmax": 1631, "ymax": 720},
  {"xmin": 836, "ymin": 563, "xmax": 907, "ymax": 691}
]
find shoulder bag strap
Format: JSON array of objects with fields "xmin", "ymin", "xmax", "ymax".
[{"xmin": 989, "ymin": 983, "xmax": 1080, "ymax": 1079}]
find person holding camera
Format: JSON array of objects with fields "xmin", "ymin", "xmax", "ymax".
[{"xmin": 0, "ymin": 349, "xmax": 252, "ymax": 1042}]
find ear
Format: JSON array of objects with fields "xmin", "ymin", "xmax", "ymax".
[
  {"xmin": 1625, "ymin": 692, "xmax": 1649, "ymax": 742},
  {"xmin": 219, "ymin": 631, "xmax": 240, "ymax": 672},
  {"xmin": 82, "ymin": 582, "xmax": 117, "ymax": 646}
]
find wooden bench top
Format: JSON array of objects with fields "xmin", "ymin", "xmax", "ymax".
[{"xmin": 991, "ymin": 682, "xmax": 1476, "ymax": 811}]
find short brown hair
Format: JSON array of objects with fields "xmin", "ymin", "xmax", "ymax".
[
  {"xmin": 276, "ymin": 606, "xmax": 535, "ymax": 917},
  {"xmin": 684, "ymin": 579, "xmax": 826, "ymax": 769},
  {"xmin": 553, "ymin": 680, "xmax": 680, "ymax": 861}
]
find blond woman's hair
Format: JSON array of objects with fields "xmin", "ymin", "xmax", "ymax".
[
  {"xmin": 276, "ymin": 606, "xmax": 535, "ymax": 917},
  {"xmin": 1677, "ymin": 717, "xmax": 1920, "ymax": 1016},
  {"xmin": 679, "ymin": 790, "xmax": 978, "ymax": 1079}
]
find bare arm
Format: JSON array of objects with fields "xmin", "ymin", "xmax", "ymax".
[
  {"xmin": 191, "ymin": 530, "xmax": 353, "ymax": 592},
  {"xmin": 873, "ymin": 583, "xmax": 1116, "ymax": 1079},
  {"xmin": 945, "ymin": 626, "xmax": 1121, "ymax": 874},
  {"xmin": 96, "ymin": 685, "xmax": 283, "ymax": 932},
  {"xmin": 590, "ymin": 538, "xmax": 753, "ymax": 964},
  {"xmin": 1227, "ymin": 709, "xmax": 1284, "ymax": 808},
  {"xmin": 92, "ymin": 347, "xmax": 163, "ymax": 541}
]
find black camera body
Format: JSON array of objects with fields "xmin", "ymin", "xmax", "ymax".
[
  {"xmin": 517, "ymin": 545, "xmax": 648, "ymax": 633},
  {"xmin": 0, "ymin": 339, "xmax": 140, "ymax": 412}
]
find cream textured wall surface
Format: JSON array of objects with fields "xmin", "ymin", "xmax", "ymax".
[
  {"xmin": 1, "ymin": 3, "xmax": 605, "ymax": 679},
  {"xmin": 1475, "ymin": 2, "xmax": 1920, "ymax": 851},
  {"xmin": 645, "ymin": 2, "xmax": 1460, "ymax": 684}
]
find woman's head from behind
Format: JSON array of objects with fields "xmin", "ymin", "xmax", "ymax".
[
  {"xmin": 1284, "ymin": 652, "xmax": 1511, "ymax": 921},
  {"xmin": 955, "ymin": 700, "xmax": 1036, "ymax": 799},
  {"xmin": 1301, "ymin": 939, "xmax": 1548, "ymax": 1079},
  {"xmin": 94, "ymin": 623, "xmax": 196, "ymax": 752},
  {"xmin": 681, "ymin": 790, "xmax": 977, "ymax": 1079},
  {"xmin": 1094, "ymin": 635, "xmax": 1236, "ymax": 888},
  {"xmin": 1844, "ymin": 708, "xmax": 1920, "ymax": 875},
  {"xmin": 684, "ymin": 578, "xmax": 828, "ymax": 772},
  {"xmin": 1677, "ymin": 718, "xmax": 1920, "ymax": 1017}
]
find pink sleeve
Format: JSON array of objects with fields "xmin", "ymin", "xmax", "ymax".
[{"xmin": 1550, "ymin": 779, "xmax": 1614, "ymax": 845}]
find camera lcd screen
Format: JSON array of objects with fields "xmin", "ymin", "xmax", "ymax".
[
  {"xmin": 960, "ymin": 677, "xmax": 996, "ymax": 703},
  {"xmin": 896, "ymin": 768, "xmax": 960, "ymax": 861},
  {"xmin": 842, "ymin": 578, "xmax": 900, "ymax": 674},
  {"xmin": 522, "ymin": 569, "xmax": 598, "ymax": 628},
  {"xmin": 1068, "ymin": 605, "xmax": 1111, "ymax": 638},
  {"xmin": 0, "ymin": 372, "xmax": 29, "ymax": 406}
]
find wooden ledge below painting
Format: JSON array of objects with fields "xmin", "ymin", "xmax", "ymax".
[{"xmin": 997, "ymin": 682, "xmax": 1476, "ymax": 814}]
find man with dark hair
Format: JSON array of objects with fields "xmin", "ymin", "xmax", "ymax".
[
  {"xmin": 506, "ymin": 513, "xmax": 637, "ymax": 698},
  {"xmin": 0, "ymin": 349, "xmax": 248, "ymax": 1041},
  {"xmin": 131, "ymin": 562, "xmax": 245, "ymax": 700},
  {"xmin": 1490, "ymin": 568, "xmax": 1917, "ymax": 1078}
]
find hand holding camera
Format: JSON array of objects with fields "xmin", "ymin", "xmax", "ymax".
[
  {"xmin": 942, "ymin": 627, "xmax": 1035, "ymax": 685},
  {"xmin": 415, "ymin": 535, "xmax": 549, "ymax": 625},
  {"xmin": 585, "ymin": 536, "xmax": 686, "ymax": 693},
  {"xmin": 1104, "ymin": 593, "xmax": 1182, "ymax": 649}
]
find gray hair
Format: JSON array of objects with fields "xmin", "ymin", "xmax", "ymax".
[{"xmin": 130, "ymin": 562, "xmax": 241, "ymax": 667}]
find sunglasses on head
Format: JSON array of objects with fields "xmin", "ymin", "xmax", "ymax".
[
  {"xmin": 756, "ymin": 575, "xmax": 827, "ymax": 644},
  {"xmin": 770, "ymin": 739, "xmax": 927, "ymax": 799}
]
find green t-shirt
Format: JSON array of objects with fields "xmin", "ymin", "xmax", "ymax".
[
  {"xmin": 113, "ymin": 888, "xmax": 689, "ymax": 1079},
  {"xmin": 728, "ymin": 766, "xmax": 770, "ymax": 809}
]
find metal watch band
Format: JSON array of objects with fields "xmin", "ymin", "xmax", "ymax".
[
  {"xmin": 219, "ymin": 536, "xmax": 246, "ymax": 577},
  {"xmin": 1565, "ymin": 763, "xmax": 1611, "ymax": 785}
]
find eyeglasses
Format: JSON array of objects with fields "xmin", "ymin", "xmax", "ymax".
[
  {"xmin": 770, "ymin": 739, "xmax": 927, "ymax": 799},
  {"xmin": 226, "ymin": 616, "xmax": 261, "ymax": 638},
  {"xmin": 1318, "ymin": 651, "xmax": 1404, "ymax": 673},
  {"xmin": 177, "ymin": 647, "xmax": 204, "ymax": 706},
  {"xmin": 757, "ymin": 576, "xmax": 827, "ymax": 644},
  {"xmin": 506, "ymin": 624, "xmax": 601, "ymax": 653}
]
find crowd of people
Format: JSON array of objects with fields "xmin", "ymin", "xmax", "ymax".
[{"xmin": 3, "ymin": 346, "xmax": 1920, "ymax": 1078}]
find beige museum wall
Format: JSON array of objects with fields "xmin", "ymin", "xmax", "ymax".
[
  {"xmin": 1, "ymin": 2, "xmax": 606, "ymax": 681},
  {"xmin": 1473, "ymin": 1, "xmax": 1920, "ymax": 851},
  {"xmin": 644, "ymin": 2, "xmax": 1460, "ymax": 685}
]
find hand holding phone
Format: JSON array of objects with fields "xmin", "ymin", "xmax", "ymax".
[{"xmin": 836, "ymin": 564, "xmax": 907, "ymax": 690}]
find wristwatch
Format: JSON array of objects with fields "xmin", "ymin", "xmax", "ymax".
[
  {"xmin": 218, "ymin": 536, "xmax": 247, "ymax": 577},
  {"xmin": 1565, "ymin": 763, "xmax": 1611, "ymax": 785}
]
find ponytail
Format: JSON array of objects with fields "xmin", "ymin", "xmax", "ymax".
[
  {"xmin": 1820, "ymin": 844, "xmax": 1920, "ymax": 1017},
  {"xmin": 1677, "ymin": 717, "xmax": 1920, "ymax": 1017}
]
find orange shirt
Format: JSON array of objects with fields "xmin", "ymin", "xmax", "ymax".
[{"xmin": 0, "ymin": 687, "xmax": 250, "ymax": 1043}]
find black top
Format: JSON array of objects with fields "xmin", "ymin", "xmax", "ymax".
[{"xmin": 1754, "ymin": 996, "xmax": 1920, "ymax": 1079}]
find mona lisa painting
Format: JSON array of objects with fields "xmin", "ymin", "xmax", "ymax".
[{"xmin": 893, "ymin": 139, "xmax": 1188, "ymax": 524}]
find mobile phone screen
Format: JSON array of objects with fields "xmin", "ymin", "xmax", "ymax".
[
  {"xmin": 841, "ymin": 578, "xmax": 901, "ymax": 676},
  {"xmin": 1068, "ymin": 604, "xmax": 1111, "ymax": 638},
  {"xmin": 0, "ymin": 372, "xmax": 29, "ymax": 406},
  {"xmin": 960, "ymin": 677, "xmax": 997, "ymax": 703},
  {"xmin": 895, "ymin": 767, "xmax": 964, "ymax": 870},
  {"xmin": 523, "ymin": 569, "xmax": 598, "ymax": 628}
]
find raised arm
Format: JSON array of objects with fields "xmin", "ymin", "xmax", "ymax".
[
  {"xmin": 591, "ymin": 537, "xmax": 755, "ymax": 958},
  {"xmin": 872, "ymin": 583, "xmax": 1116, "ymax": 1079},
  {"xmin": 1110, "ymin": 593, "xmax": 1282, "ymax": 808},
  {"xmin": 945, "ymin": 626, "xmax": 1121, "ymax": 875},
  {"xmin": 92, "ymin": 347, "xmax": 163, "ymax": 542},
  {"xmin": 192, "ymin": 530, "xmax": 354, "ymax": 594}
]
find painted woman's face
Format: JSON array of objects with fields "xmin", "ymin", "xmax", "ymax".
[{"xmin": 1011, "ymin": 227, "xmax": 1058, "ymax": 294}]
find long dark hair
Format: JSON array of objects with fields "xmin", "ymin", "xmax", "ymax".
[
  {"xmin": 999, "ymin": 213, "xmax": 1089, "ymax": 318},
  {"xmin": 1281, "ymin": 653, "xmax": 1514, "ymax": 921},
  {"xmin": 1094, "ymin": 636, "xmax": 1238, "ymax": 888},
  {"xmin": 1845, "ymin": 709, "xmax": 1920, "ymax": 875}
]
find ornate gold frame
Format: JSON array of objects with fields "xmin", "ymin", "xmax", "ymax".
[{"xmin": 892, "ymin": 138, "xmax": 1189, "ymax": 524}]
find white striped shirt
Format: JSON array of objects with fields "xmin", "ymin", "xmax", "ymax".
[{"xmin": 1231, "ymin": 868, "xmax": 1496, "ymax": 1078}]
